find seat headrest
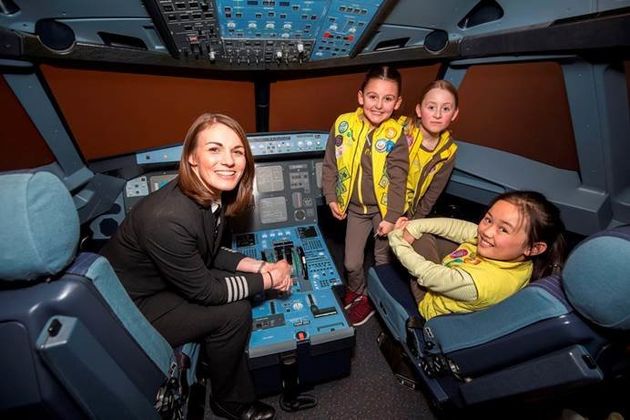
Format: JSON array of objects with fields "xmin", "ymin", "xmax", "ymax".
[
  {"xmin": 0, "ymin": 172, "xmax": 79, "ymax": 281},
  {"xmin": 563, "ymin": 226, "xmax": 630, "ymax": 330}
]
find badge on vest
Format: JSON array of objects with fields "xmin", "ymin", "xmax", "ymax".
[
  {"xmin": 336, "ymin": 194, "xmax": 346, "ymax": 208},
  {"xmin": 378, "ymin": 174, "xmax": 389, "ymax": 188},
  {"xmin": 465, "ymin": 255, "xmax": 482, "ymax": 265},
  {"xmin": 336, "ymin": 179, "xmax": 348, "ymax": 198},
  {"xmin": 339, "ymin": 167, "xmax": 350, "ymax": 182},
  {"xmin": 385, "ymin": 127, "xmax": 397, "ymax": 139},
  {"xmin": 336, "ymin": 145, "xmax": 345, "ymax": 159},
  {"xmin": 338, "ymin": 121, "xmax": 349, "ymax": 133},
  {"xmin": 450, "ymin": 249, "xmax": 468, "ymax": 258},
  {"xmin": 374, "ymin": 139, "xmax": 388, "ymax": 153}
]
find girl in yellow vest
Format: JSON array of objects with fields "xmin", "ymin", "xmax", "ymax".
[
  {"xmin": 388, "ymin": 191, "xmax": 567, "ymax": 320},
  {"xmin": 322, "ymin": 66, "xmax": 409, "ymax": 326},
  {"xmin": 398, "ymin": 79, "xmax": 459, "ymax": 223}
]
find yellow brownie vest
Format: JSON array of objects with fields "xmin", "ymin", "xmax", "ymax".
[
  {"xmin": 333, "ymin": 108, "xmax": 403, "ymax": 216},
  {"xmin": 399, "ymin": 116, "xmax": 457, "ymax": 214},
  {"xmin": 419, "ymin": 242, "xmax": 532, "ymax": 319}
]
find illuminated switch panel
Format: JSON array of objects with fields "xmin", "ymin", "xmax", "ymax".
[
  {"xmin": 147, "ymin": 0, "xmax": 387, "ymax": 65},
  {"xmin": 311, "ymin": 0, "xmax": 385, "ymax": 60},
  {"xmin": 247, "ymin": 132, "xmax": 327, "ymax": 156},
  {"xmin": 154, "ymin": 0, "xmax": 222, "ymax": 58},
  {"xmin": 215, "ymin": 0, "xmax": 323, "ymax": 64},
  {"xmin": 214, "ymin": 0, "xmax": 386, "ymax": 63}
]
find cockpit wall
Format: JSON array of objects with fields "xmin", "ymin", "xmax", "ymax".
[{"xmin": 1, "ymin": 0, "xmax": 630, "ymax": 234}]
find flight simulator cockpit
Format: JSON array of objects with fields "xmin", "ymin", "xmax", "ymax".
[{"xmin": 1, "ymin": 1, "xmax": 630, "ymax": 419}]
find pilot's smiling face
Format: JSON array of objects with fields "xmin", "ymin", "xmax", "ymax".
[
  {"xmin": 358, "ymin": 78, "xmax": 402, "ymax": 127},
  {"xmin": 188, "ymin": 122, "xmax": 246, "ymax": 196}
]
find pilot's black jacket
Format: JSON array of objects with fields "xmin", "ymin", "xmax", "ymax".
[
  {"xmin": 101, "ymin": 177, "xmax": 260, "ymax": 404},
  {"xmin": 101, "ymin": 178, "xmax": 264, "ymax": 321}
]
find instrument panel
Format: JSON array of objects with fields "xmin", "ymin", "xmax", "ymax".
[
  {"xmin": 123, "ymin": 132, "xmax": 327, "ymax": 218},
  {"xmin": 234, "ymin": 224, "xmax": 341, "ymax": 291},
  {"xmin": 233, "ymin": 224, "xmax": 351, "ymax": 358},
  {"xmin": 144, "ymin": 0, "xmax": 388, "ymax": 66}
]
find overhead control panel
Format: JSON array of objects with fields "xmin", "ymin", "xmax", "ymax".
[{"xmin": 144, "ymin": 0, "xmax": 389, "ymax": 67}]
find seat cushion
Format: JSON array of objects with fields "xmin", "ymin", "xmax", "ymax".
[
  {"xmin": 563, "ymin": 226, "xmax": 630, "ymax": 330},
  {"xmin": 0, "ymin": 172, "xmax": 79, "ymax": 280},
  {"xmin": 426, "ymin": 275, "xmax": 570, "ymax": 354},
  {"xmin": 70, "ymin": 253, "xmax": 175, "ymax": 376}
]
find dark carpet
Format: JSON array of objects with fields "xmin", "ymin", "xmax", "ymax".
[
  {"xmin": 204, "ymin": 312, "xmax": 437, "ymax": 420},
  {"xmin": 258, "ymin": 314, "xmax": 437, "ymax": 420}
]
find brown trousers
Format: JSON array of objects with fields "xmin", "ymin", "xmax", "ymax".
[
  {"xmin": 344, "ymin": 210, "xmax": 392, "ymax": 295},
  {"xmin": 409, "ymin": 234, "xmax": 459, "ymax": 304}
]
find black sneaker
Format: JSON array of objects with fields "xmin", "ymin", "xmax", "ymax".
[{"xmin": 209, "ymin": 398, "xmax": 275, "ymax": 420}]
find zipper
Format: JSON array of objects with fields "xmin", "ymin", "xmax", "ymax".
[
  {"xmin": 357, "ymin": 166, "xmax": 367, "ymax": 213},
  {"xmin": 411, "ymin": 139, "xmax": 453, "ymax": 212}
]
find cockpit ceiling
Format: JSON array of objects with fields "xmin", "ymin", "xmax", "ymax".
[{"xmin": 0, "ymin": 0, "xmax": 629, "ymax": 74}]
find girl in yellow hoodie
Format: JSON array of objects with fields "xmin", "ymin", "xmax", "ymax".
[{"xmin": 389, "ymin": 191, "xmax": 566, "ymax": 319}]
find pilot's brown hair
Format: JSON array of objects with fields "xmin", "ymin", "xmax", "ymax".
[{"xmin": 178, "ymin": 113, "xmax": 255, "ymax": 216}]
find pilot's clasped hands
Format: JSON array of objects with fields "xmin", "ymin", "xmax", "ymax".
[{"xmin": 262, "ymin": 260, "xmax": 293, "ymax": 293}]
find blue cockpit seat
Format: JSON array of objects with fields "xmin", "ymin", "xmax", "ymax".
[
  {"xmin": 0, "ymin": 172, "xmax": 200, "ymax": 419},
  {"xmin": 368, "ymin": 226, "xmax": 630, "ymax": 409}
]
